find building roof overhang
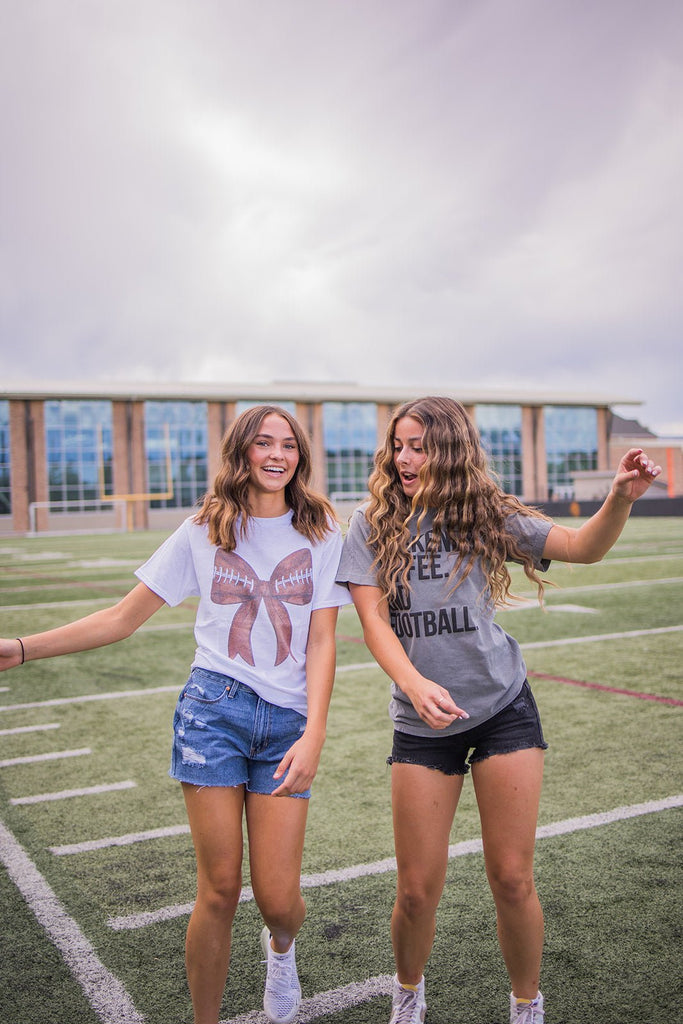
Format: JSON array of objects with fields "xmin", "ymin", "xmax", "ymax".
[{"xmin": 0, "ymin": 379, "xmax": 642, "ymax": 408}]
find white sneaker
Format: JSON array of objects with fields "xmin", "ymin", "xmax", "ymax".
[
  {"xmin": 389, "ymin": 974, "xmax": 427, "ymax": 1024},
  {"xmin": 260, "ymin": 927, "xmax": 302, "ymax": 1024},
  {"xmin": 510, "ymin": 991, "xmax": 544, "ymax": 1023}
]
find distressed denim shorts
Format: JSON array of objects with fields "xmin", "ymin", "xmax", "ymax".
[
  {"xmin": 388, "ymin": 679, "xmax": 548, "ymax": 776},
  {"xmin": 170, "ymin": 667, "xmax": 310, "ymax": 797}
]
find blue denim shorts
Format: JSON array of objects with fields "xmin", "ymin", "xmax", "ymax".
[
  {"xmin": 388, "ymin": 680, "xmax": 548, "ymax": 776},
  {"xmin": 170, "ymin": 667, "xmax": 310, "ymax": 797}
]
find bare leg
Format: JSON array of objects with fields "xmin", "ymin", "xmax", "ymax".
[
  {"xmin": 245, "ymin": 792, "xmax": 309, "ymax": 951},
  {"xmin": 472, "ymin": 749, "xmax": 545, "ymax": 1000},
  {"xmin": 390, "ymin": 763, "xmax": 463, "ymax": 984},
  {"xmin": 182, "ymin": 783, "xmax": 246, "ymax": 1024}
]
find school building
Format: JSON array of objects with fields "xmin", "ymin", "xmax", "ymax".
[{"xmin": 1, "ymin": 380, "xmax": 679, "ymax": 535}]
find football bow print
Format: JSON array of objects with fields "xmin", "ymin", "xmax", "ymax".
[{"xmin": 211, "ymin": 549, "xmax": 314, "ymax": 665}]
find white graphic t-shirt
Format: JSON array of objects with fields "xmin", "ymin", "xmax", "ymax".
[{"xmin": 136, "ymin": 512, "xmax": 351, "ymax": 715}]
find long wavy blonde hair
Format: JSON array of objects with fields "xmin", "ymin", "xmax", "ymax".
[
  {"xmin": 365, "ymin": 396, "xmax": 551, "ymax": 606},
  {"xmin": 195, "ymin": 405, "xmax": 335, "ymax": 550}
]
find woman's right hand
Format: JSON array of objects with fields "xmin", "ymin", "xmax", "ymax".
[{"xmin": 403, "ymin": 678, "xmax": 469, "ymax": 730}]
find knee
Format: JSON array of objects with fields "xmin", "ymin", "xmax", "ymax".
[
  {"xmin": 396, "ymin": 877, "xmax": 441, "ymax": 921},
  {"xmin": 255, "ymin": 888, "xmax": 306, "ymax": 932},
  {"xmin": 196, "ymin": 871, "xmax": 242, "ymax": 919},
  {"xmin": 487, "ymin": 864, "xmax": 536, "ymax": 908}
]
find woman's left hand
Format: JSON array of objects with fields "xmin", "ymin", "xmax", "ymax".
[
  {"xmin": 271, "ymin": 733, "xmax": 324, "ymax": 797},
  {"xmin": 612, "ymin": 448, "xmax": 662, "ymax": 503}
]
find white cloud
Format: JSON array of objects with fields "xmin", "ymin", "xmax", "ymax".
[{"xmin": 1, "ymin": 0, "xmax": 681, "ymax": 433}]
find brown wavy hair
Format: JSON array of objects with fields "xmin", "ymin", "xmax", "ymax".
[
  {"xmin": 365, "ymin": 396, "xmax": 551, "ymax": 606},
  {"xmin": 195, "ymin": 405, "xmax": 336, "ymax": 549}
]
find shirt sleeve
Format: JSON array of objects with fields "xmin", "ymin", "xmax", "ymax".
[
  {"xmin": 312, "ymin": 521, "xmax": 354, "ymax": 609},
  {"xmin": 336, "ymin": 508, "xmax": 379, "ymax": 586},
  {"xmin": 506, "ymin": 512, "xmax": 553, "ymax": 571},
  {"xmin": 135, "ymin": 518, "xmax": 201, "ymax": 606}
]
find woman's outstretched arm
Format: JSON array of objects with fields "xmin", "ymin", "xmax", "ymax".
[
  {"xmin": 543, "ymin": 448, "xmax": 661, "ymax": 565},
  {"xmin": 0, "ymin": 582, "xmax": 166, "ymax": 670}
]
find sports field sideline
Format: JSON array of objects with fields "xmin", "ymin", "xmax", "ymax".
[{"xmin": 0, "ymin": 517, "xmax": 681, "ymax": 1024}]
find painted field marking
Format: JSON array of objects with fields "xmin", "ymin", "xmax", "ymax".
[
  {"xmin": 11, "ymin": 780, "xmax": 137, "ymax": 806},
  {"xmin": 1, "ymin": 598, "xmax": 116, "ymax": 612},
  {"xmin": 0, "ymin": 722, "xmax": 60, "ymax": 736},
  {"xmin": 220, "ymin": 975, "xmax": 395, "ymax": 1024},
  {"xmin": 3, "ymin": 573, "xmax": 681, "ymax": 615},
  {"xmin": 528, "ymin": 671, "xmax": 683, "ymax": 706},
  {"xmin": 520, "ymin": 623, "xmax": 683, "ymax": 648},
  {"xmin": 335, "ymin": 623, "xmax": 683, "ymax": 675},
  {"xmin": 501, "ymin": 602, "xmax": 599, "ymax": 614},
  {"xmin": 1, "ymin": 621, "xmax": 679, "ymax": 718},
  {"xmin": 50, "ymin": 823, "xmax": 190, "ymax": 856},
  {"xmin": 510, "ymin": 576, "xmax": 683, "ymax": 600},
  {"xmin": 107, "ymin": 794, "xmax": 683, "ymax": 932},
  {"xmin": 0, "ymin": 748, "xmax": 91, "ymax": 768},
  {"xmin": 0, "ymin": 685, "xmax": 180, "ymax": 713},
  {"xmin": 0, "ymin": 817, "xmax": 145, "ymax": 1024}
]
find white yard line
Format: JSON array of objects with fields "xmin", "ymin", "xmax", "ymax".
[
  {"xmin": 511, "ymin": 576, "xmax": 683, "ymax": 601},
  {"xmin": 50, "ymin": 823, "xmax": 191, "ymax": 856},
  {"xmin": 0, "ymin": 722, "xmax": 60, "ymax": 736},
  {"xmin": 0, "ymin": 818, "xmax": 145, "ymax": 1023},
  {"xmin": 108, "ymin": 794, "xmax": 683, "ymax": 932},
  {"xmin": 11, "ymin": 780, "xmax": 136, "ymax": 805},
  {"xmin": 3, "ymin": 572, "xmax": 681, "ymax": 614},
  {"xmin": 0, "ymin": 748, "xmax": 91, "ymax": 768},
  {"xmin": 521, "ymin": 623, "xmax": 683, "ymax": 649},
  {"xmin": 0, "ymin": 622, "xmax": 680, "ymax": 718},
  {"xmin": 221, "ymin": 975, "xmax": 395, "ymax": 1024},
  {"xmin": 337, "ymin": 623, "xmax": 683, "ymax": 666},
  {"xmin": 0, "ymin": 685, "xmax": 180, "ymax": 713}
]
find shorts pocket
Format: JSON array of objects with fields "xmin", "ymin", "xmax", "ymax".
[{"xmin": 181, "ymin": 669, "xmax": 231, "ymax": 705}]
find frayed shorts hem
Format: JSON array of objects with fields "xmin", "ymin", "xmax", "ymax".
[
  {"xmin": 169, "ymin": 772, "xmax": 310, "ymax": 799},
  {"xmin": 387, "ymin": 680, "xmax": 547, "ymax": 777}
]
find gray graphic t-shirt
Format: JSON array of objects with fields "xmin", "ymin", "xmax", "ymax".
[{"xmin": 337, "ymin": 507, "xmax": 553, "ymax": 736}]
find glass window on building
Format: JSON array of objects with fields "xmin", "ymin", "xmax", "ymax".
[
  {"xmin": 0, "ymin": 401, "xmax": 10, "ymax": 515},
  {"xmin": 145, "ymin": 401, "xmax": 209, "ymax": 508},
  {"xmin": 544, "ymin": 406, "xmax": 598, "ymax": 499},
  {"xmin": 476, "ymin": 404, "xmax": 523, "ymax": 496},
  {"xmin": 45, "ymin": 400, "xmax": 113, "ymax": 510},
  {"xmin": 323, "ymin": 402, "xmax": 377, "ymax": 497}
]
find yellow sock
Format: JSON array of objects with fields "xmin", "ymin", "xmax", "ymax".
[{"xmin": 400, "ymin": 983, "xmax": 419, "ymax": 992}]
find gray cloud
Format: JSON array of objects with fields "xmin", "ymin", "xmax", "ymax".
[{"xmin": 1, "ymin": 0, "xmax": 681, "ymax": 433}]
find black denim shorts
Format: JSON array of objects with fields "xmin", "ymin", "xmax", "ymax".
[{"xmin": 388, "ymin": 679, "xmax": 548, "ymax": 776}]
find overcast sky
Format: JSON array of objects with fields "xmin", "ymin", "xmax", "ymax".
[{"xmin": 2, "ymin": 0, "xmax": 682, "ymax": 436}]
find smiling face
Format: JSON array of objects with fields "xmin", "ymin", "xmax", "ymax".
[
  {"xmin": 246, "ymin": 412, "xmax": 300, "ymax": 510},
  {"xmin": 393, "ymin": 415, "xmax": 428, "ymax": 498}
]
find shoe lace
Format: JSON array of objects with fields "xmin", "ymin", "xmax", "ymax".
[
  {"xmin": 392, "ymin": 987, "xmax": 423, "ymax": 1024},
  {"xmin": 263, "ymin": 950, "xmax": 298, "ymax": 1010},
  {"xmin": 267, "ymin": 958, "xmax": 291, "ymax": 988},
  {"xmin": 513, "ymin": 999, "xmax": 544, "ymax": 1024}
]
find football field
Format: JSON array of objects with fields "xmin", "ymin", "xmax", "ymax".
[{"xmin": 0, "ymin": 516, "xmax": 681, "ymax": 1024}]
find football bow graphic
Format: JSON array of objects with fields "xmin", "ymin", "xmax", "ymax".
[{"xmin": 211, "ymin": 548, "xmax": 313, "ymax": 665}]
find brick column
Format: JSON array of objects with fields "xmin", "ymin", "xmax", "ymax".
[
  {"xmin": 596, "ymin": 406, "xmax": 608, "ymax": 471},
  {"xmin": 129, "ymin": 402, "xmax": 148, "ymax": 530},
  {"xmin": 298, "ymin": 402, "xmax": 326, "ymax": 494},
  {"xmin": 9, "ymin": 401, "xmax": 30, "ymax": 533},
  {"xmin": 521, "ymin": 406, "xmax": 547, "ymax": 503},
  {"xmin": 207, "ymin": 402, "xmax": 226, "ymax": 487}
]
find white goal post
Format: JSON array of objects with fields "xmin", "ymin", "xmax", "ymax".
[{"xmin": 28, "ymin": 499, "xmax": 128, "ymax": 535}]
